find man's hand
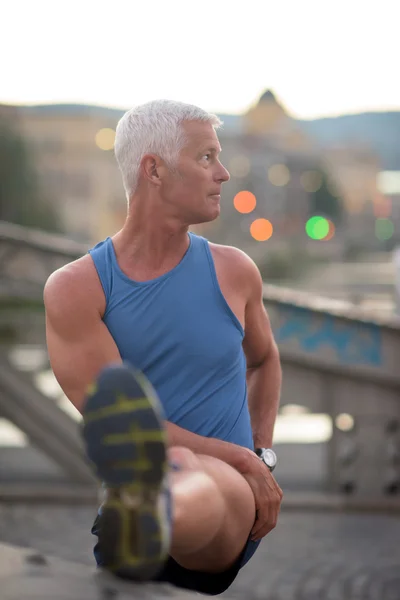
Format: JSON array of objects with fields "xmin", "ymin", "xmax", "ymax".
[{"xmin": 239, "ymin": 449, "xmax": 283, "ymax": 541}]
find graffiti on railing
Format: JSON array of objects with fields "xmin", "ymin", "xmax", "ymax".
[{"xmin": 273, "ymin": 305, "xmax": 382, "ymax": 366}]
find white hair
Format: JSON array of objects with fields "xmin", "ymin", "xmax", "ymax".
[{"xmin": 114, "ymin": 99, "xmax": 222, "ymax": 199}]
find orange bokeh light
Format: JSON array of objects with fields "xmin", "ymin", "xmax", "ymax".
[
  {"xmin": 373, "ymin": 194, "xmax": 392, "ymax": 218},
  {"xmin": 233, "ymin": 191, "xmax": 257, "ymax": 214},
  {"xmin": 250, "ymin": 218, "xmax": 273, "ymax": 241},
  {"xmin": 322, "ymin": 220, "xmax": 335, "ymax": 241}
]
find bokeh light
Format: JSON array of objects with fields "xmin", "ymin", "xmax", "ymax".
[
  {"xmin": 377, "ymin": 171, "xmax": 400, "ymax": 195},
  {"xmin": 335, "ymin": 413, "xmax": 355, "ymax": 432},
  {"xmin": 373, "ymin": 194, "xmax": 392, "ymax": 218},
  {"xmin": 268, "ymin": 164, "xmax": 290, "ymax": 186},
  {"xmin": 300, "ymin": 171, "xmax": 323, "ymax": 193},
  {"xmin": 375, "ymin": 218, "xmax": 394, "ymax": 240},
  {"xmin": 95, "ymin": 128, "xmax": 115, "ymax": 150},
  {"xmin": 323, "ymin": 220, "xmax": 335, "ymax": 241},
  {"xmin": 305, "ymin": 216, "xmax": 330, "ymax": 240},
  {"xmin": 250, "ymin": 218, "xmax": 273, "ymax": 241},
  {"xmin": 233, "ymin": 191, "xmax": 256, "ymax": 214},
  {"xmin": 280, "ymin": 404, "xmax": 310, "ymax": 415},
  {"xmin": 229, "ymin": 155, "xmax": 251, "ymax": 178}
]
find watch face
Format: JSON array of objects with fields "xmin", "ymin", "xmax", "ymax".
[{"xmin": 262, "ymin": 449, "xmax": 277, "ymax": 470}]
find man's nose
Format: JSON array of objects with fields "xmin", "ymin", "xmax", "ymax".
[{"xmin": 217, "ymin": 162, "xmax": 230, "ymax": 183}]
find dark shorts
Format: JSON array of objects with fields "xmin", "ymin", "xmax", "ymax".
[
  {"xmin": 92, "ymin": 516, "xmax": 260, "ymax": 596},
  {"xmin": 152, "ymin": 536, "xmax": 260, "ymax": 596}
]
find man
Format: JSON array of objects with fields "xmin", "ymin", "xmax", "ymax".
[{"xmin": 44, "ymin": 100, "xmax": 283, "ymax": 595}]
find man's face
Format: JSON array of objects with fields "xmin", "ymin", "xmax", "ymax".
[{"xmin": 161, "ymin": 121, "xmax": 230, "ymax": 225}]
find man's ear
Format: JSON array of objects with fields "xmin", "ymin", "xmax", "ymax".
[{"xmin": 141, "ymin": 154, "xmax": 163, "ymax": 187}]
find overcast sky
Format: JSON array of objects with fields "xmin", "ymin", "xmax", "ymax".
[{"xmin": 2, "ymin": 0, "xmax": 398, "ymax": 119}]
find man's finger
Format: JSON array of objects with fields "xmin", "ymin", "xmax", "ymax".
[
  {"xmin": 251, "ymin": 514, "xmax": 271, "ymax": 538},
  {"xmin": 251, "ymin": 521, "xmax": 273, "ymax": 539},
  {"xmin": 251, "ymin": 513, "xmax": 267, "ymax": 537},
  {"xmin": 252, "ymin": 519, "xmax": 276, "ymax": 541},
  {"xmin": 251, "ymin": 508, "xmax": 279, "ymax": 539}
]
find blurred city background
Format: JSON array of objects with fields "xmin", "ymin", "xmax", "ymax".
[
  {"xmin": 1, "ymin": 1, "xmax": 400, "ymax": 598},
  {"xmin": 2, "ymin": 88, "xmax": 400, "ymax": 311}
]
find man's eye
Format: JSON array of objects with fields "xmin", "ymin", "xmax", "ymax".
[{"xmin": 203, "ymin": 154, "xmax": 211, "ymax": 161}]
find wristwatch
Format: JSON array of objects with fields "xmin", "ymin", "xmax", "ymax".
[{"xmin": 255, "ymin": 448, "xmax": 277, "ymax": 472}]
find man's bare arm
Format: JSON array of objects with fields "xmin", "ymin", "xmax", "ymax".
[
  {"xmin": 220, "ymin": 248, "xmax": 282, "ymax": 540},
  {"xmin": 210, "ymin": 244, "xmax": 281, "ymax": 447},
  {"xmin": 166, "ymin": 421, "xmax": 250, "ymax": 471},
  {"xmin": 242, "ymin": 257, "xmax": 282, "ymax": 448},
  {"xmin": 44, "ymin": 258, "xmax": 122, "ymax": 411}
]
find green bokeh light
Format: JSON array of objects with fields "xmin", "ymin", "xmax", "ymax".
[
  {"xmin": 375, "ymin": 218, "xmax": 394, "ymax": 240},
  {"xmin": 306, "ymin": 216, "xmax": 330, "ymax": 240}
]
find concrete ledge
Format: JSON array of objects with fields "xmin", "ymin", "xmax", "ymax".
[
  {"xmin": 0, "ymin": 220, "xmax": 88, "ymax": 257},
  {"xmin": 282, "ymin": 491, "xmax": 400, "ymax": 514},
  {"xmin": 263, "ymin": 282, "xmax": 400, "ymax": 329},
  {"xmin": 0, "ymin": 483, "xmax": 98, "ymax": 504},
  {"xmin": 1, "ymin": 484, "xmax": 399, "ymax": 514},
  {"xmin": 0, "ymin": 542, "xmax": 202, "ymax": 600}
]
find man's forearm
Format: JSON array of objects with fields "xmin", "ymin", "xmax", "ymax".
[
  {"xmin": 247, "ymin": 343, "xmax": 281, "ymax": 448},
  {"xmin": 165, "ymin": 421, "xmax": 249, "ymax": 472}
]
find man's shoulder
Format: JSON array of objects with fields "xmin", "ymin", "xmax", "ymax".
[
  {"xmin": 44, "ymin": 254, "xmax": 104, "ymax": 314},
  {"xmin": 45, "ymin": 254, "xmax": 93, "ymax": 292},
  {"xmin": 208, "ymin": 242, "xmax": 260, "ymax": 280}
]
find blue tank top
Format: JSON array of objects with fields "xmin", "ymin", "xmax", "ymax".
[{"xmin": 88, "ymin": 232, "xmax": 254, "ymax": 450}]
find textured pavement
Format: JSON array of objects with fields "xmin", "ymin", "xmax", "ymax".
[
  {"xmin": 0, "ymin": 504, "xmax": 399, "ymax": 599},
  {"xmin": 1, "ymin": 542, "xmax": 196, "ymax": 600}
]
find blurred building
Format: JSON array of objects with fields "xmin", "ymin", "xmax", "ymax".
[
  {"xmin": 2, "ymin": 104, "xmax": 126, "ymax": 242},
  {"xmin": 377, "ymin": 171, "xmax": 400, "ymax": 245},
  {"xmin": 323, "ymin": 145, "xmax": 383, "ymax": 249},
  {"xmin": 244, "ymin": 90, "xmax": 315, "ymax": 153}
]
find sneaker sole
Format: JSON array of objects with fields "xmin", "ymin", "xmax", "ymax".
[{"xmin": 82, "ymin": 362, "xmax": 169, "ymax": 580}]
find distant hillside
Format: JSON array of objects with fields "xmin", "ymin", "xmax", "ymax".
[
  {"xmin": 297, "ymin": 112, "xmax": 400, "ymax": 170},
  {"xmin": 219, "ymin": 110, "xmax": 400, "ymax": 171}
]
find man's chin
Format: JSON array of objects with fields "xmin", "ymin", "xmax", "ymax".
[{"xmin": 191, "ymin": 210, "xmax": 220, "ymax": 226}]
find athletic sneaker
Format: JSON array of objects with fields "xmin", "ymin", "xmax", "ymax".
[{"xmin": 82, "ymin": 362, "xmax": 171, "ymax": 580}]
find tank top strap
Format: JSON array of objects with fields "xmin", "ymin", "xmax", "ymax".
[{"xmin": 88, "ymin": 237, "xmax": 115, "ymax": 302}]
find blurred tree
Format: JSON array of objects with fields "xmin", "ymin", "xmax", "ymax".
[
  {"xmin": 0, "ymin": 119, "xmax": 62, "ymax": 232},
  {"xmin": 309, "ymin": 169, "xmax": 343, "ymax": 222}
]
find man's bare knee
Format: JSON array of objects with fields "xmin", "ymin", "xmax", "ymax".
[
  {"xmin": 170, "ymin": 455, "xmax": 256, "ymax": 572},
  {"xmin": 197, "ymin": 454, "xmax": 255, "ymax": 514},
  {"xmin": 167, "ymin": 450, "xmax": 225, "ymax": 557},
  {"xmin": 196, "ymin": 454, "xmax": 256, "ymax": 559},
  {"xmin": 169, "ymin": 450, "xmax": 256, "ymax": 525}
]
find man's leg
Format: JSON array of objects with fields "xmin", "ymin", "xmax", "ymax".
[
  {"xmin": 83, "ymin": 363, "xmax": 256, "ymax": 580},
  {"xmin": 167, "ymin": 447, "xmax": 256, "ymax": 573}
]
